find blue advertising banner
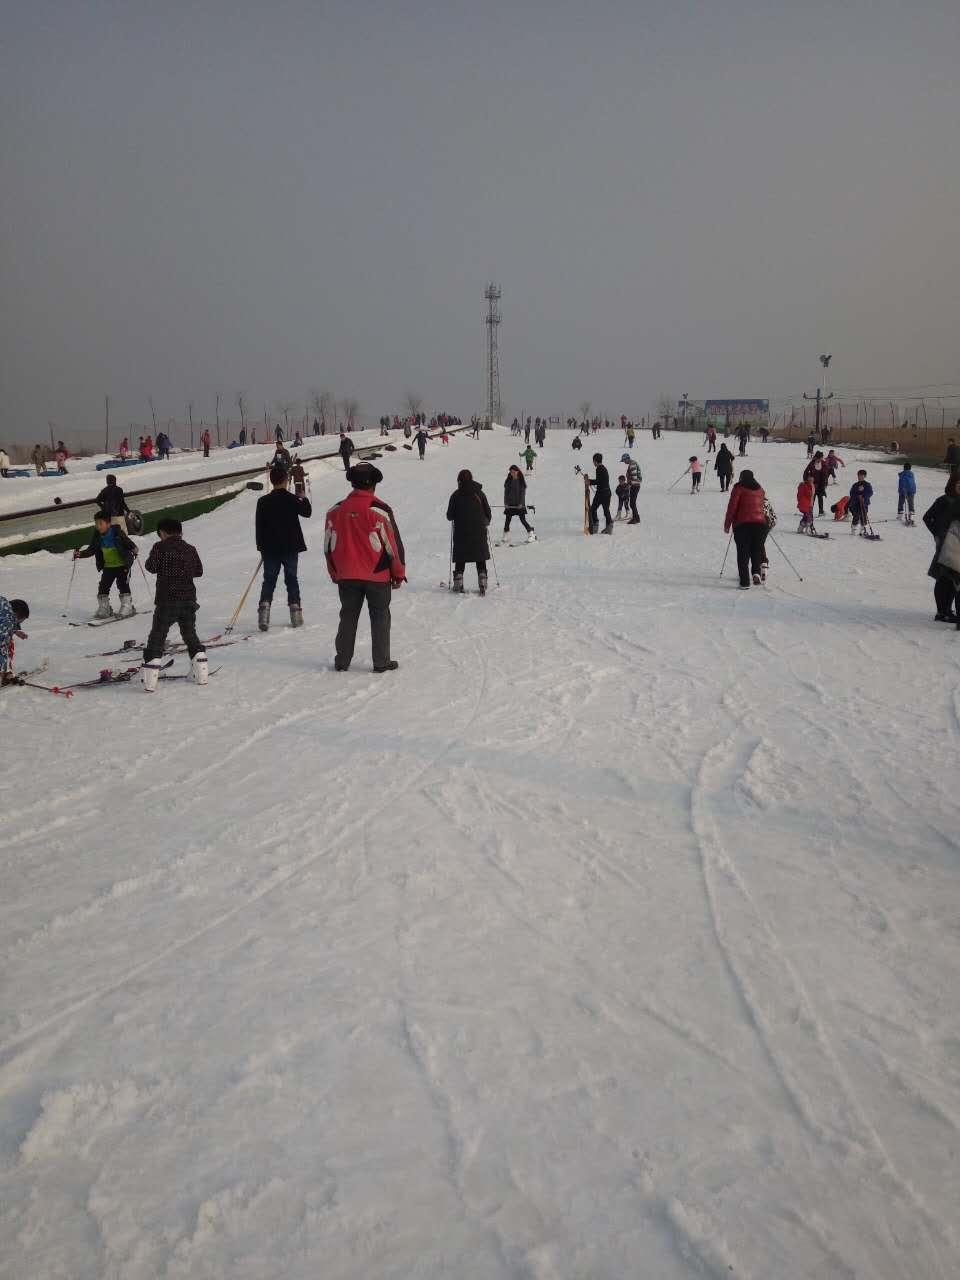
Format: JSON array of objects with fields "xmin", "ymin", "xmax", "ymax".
[{"xmin": 703, "ymin": 399, "xmax": 769, "ymax": 419}]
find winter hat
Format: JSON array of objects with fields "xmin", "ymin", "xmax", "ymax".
[
  {"xmin": 620, "ymin": 453, "xmax": 631, "ymax": 462},
  {"xmin": 739, "ymin": 469, "xmax": 755, "ymax": 483},
  {"xmin": 347, "ymin": 462, "xmax": 383, "ymax": 488}
]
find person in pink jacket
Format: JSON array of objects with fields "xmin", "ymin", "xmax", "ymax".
[{"xmin": 724, "ymin": 469, "xmax": 769, "ymax": 588}]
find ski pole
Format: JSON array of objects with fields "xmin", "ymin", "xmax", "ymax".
[
  {"xmin": 667, "ymin": 468, "xmax": 689, "ymax": 492},
  {"xmin": 136, "ymin": 557, "xmax": 155, "ymax": 605},
  {"xmin": 719, "ymin": 532, "xmax": 733, "ymax": 577},
  {"xmin": 225, "ymin": 559, "xmax": 262, "ymax": 633},
  {"xmin": 488, "ymin": 543, "xmax": 501, "ymax": 588},
  {"xmin": 767, "ymin": 532, "xmax": 804, "ymax": 582},
  {"xmin": 62, "ymin": 556, "xmax": 78, "ymax": 617}
]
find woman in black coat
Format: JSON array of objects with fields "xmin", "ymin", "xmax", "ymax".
[
  {"xmin": 922, "ymin": 472, "xmax": 960, "ymax": 622},
  {"xmin": 502, "ymin": 464, "xmax": 535, "ymax": 538},
  {"xmin": 714, "ymin": 443, "xmax": 735, "ymax": 492},
  {"xmin": 446, "ymin": 470, "xmax": 492, "ymax": 594}
]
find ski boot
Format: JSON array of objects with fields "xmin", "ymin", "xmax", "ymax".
[
  {"xmin": 527, "ymin": 530, "xmax": 537, "ymax": 542},
  {"xmin": 94, "ymin": 595, "xmax": 114, "ymax": 619},
  {"xmin": 601, "ymin": 520, "xmax": 614, "ymax": 535},
  {"xmin": 118, "ymin": 594, "xmax": 136, "ymax": 619},
  {"xmin": 752, "ymin": 573, "xmax": 761, "ymax": 585},
  {"xmin": 478, "ymin": 573, "xmax": 488, "ymax": 597},
  {"xmin": 142, "ymin": 659, "xmax": 164, "ymax": 692},
  {"xmin": 191, "ymin": 650, "xmax": 209, "ymax": 685},
  {"xmin": 760, "ymin": 563, "xmax": 768, "ymax": 583},
  {"xmin": 258, "ymin": 601, "xmax": 271, "ymax": 632},
  {"xmin": 589, "ymin": 521, "xmax": 599, "ymax": 535},
  {"xmin": 452, "ymin": 573, "xmax": 464, "ymax": 593},
  {"xmin": 290, "ymin": 603, "xmax": 304, "ymax": 628}
]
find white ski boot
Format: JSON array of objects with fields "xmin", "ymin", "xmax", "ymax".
[
  {"xmin": 142, "ymin": 659, "xmax": 163, "ymax": 692},
  {"xmin": 192, "ymin": 650, "xmax": 209, "ymax": 685},
  {"xmin": 94, "ymin": 595, "xmax": 114, "ymax": 619},
  {"xmin": 290, "ymin": 603, "xmax": 304, "ymax": 628},
  {"xmin": 118, "ymin": 594, "xmax": 136, "ymax": 618},
  {"xmin": 527, "ymin": 530, "xmax": 537, "ymax": 542},
  {"xmin": 258, "ymin": 602, "xmax": 270, "ymax": 632}
]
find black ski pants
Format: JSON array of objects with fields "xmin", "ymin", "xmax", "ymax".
[
  {"xmin": 335, "ymin": 580, "xmax": 392, "ymax": 670},
  {"xmin": 718, "ymin": 472, "xmax": 732, "ymax": 492},
  {"xmin": 454, "ymin": 560, "xmax": 486, "ymax": 579},
  {"xmin": 934, "ymin": 576, "xmax": 957, "ymax": 617},
  {"xmin": 504, "ymin": 510, "xmax": 532, "ymax": 533},
  {"xmin": 628, "ymin": 485, "xmax": 640, "ymax": 520},
  {"xmin": 98, "ymin": 566, "xmax": 131, "ymax": 597},
  {"xmin": 144, "ymin": 601, "xmax": 203, "ymax": 660},
  {"xmin": 734, "ymin": 522, "xmax": 767, "ymax": 586},
  {"xmin": 590, "ymin": 490, "xmax": 612, "ymax": 528}
]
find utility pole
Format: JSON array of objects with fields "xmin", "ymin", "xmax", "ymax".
[
  {"xmin": 105, "ymin": 395, "xmax": 110, "ymax": 454},
  {"xmin": 803, "ymin": 355, "xmax": 834, "ymax": 437},
  {"xmin": 188, "ymin": 402, "xmax": 194, "ymax": 449},
  {"xmin": 484, "ymin": 283, "xmax": 501, "ymax": 426},
  {"xmin": 216, "ymin": 393, "xmax": 221, "ymax": 446}
]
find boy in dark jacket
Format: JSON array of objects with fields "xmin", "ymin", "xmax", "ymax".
[
  {"xmin": 74, "ymin": 512, "xmax": 138, "ymax": 618},
  {"xmin": 849, "ymin": 471, "xmax": 874, "ymax": 534},
  {"xmin": 587, "ymin": 454, "xmax": 613, "ymax": 534},
  {"xmin": 95, "ymin": 474, "xmax": 130, "ymax": 526},
  {"xmin": 255, "ymin": 465, "xmax": 312, "ymax": 630},
  {"xmin": 142, "ymin": 518, "xmax": 206, "ymax": 690}
]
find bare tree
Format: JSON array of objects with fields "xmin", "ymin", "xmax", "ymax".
[
  {"xmin": 404, "ymin": 391, "xmax": 423, "ymax": 419},
  {"xmin": 236, "ymin": 392, "xmax": 247, "ymax": 434},
  {"xmin": 342, "ymin": 397, "xmax": 359, "ymax": 430},
  {"xmin": 578, "ymin": 401, "xmax": 591, "ymax": 423},
  {"xmin": 655, "ymin": 394, "xmax": 675, "ymax": 427},
  {"xmin": 277, "ymin": 401, "xmax": 297, "ymax": 432},
  {"xmin": 148, "ymin": 396, "xmax": 159, "ymax": 434}
]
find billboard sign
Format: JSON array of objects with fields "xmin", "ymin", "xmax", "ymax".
[{"xmin": 703, "ymin": 399, "xmax": 769, "ymax": 420}]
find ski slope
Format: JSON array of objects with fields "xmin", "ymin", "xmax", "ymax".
[{"xmin": 1, "ymin": 430, "xmax": 958, "ymax": 1279}]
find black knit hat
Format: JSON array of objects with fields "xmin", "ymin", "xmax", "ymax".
[{"xmin": 347, "ymin": 462, "xmax": 383, "ymax": 488}]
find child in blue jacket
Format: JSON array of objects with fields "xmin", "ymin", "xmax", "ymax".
[{"xmin": 897, "ymin": 462, "xmax": 917, "ymax": 522}]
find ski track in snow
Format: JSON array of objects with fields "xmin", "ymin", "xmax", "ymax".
[{"xmin": 1, "ymin": 430, "xmax": 959, "ymax": 1278}]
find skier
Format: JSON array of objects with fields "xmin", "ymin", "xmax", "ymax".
[
  {"xmin": 32, "ymin": 444, "xmax": 47, "ymax": 475},
  {"xmin": 339, "ymin": 433, "xmax": 355, "ymax": 471},
  {"xmin": 897, "ymin": 461, "xmax": 917, "ymax": 524},
  {"xmin": 519, "ymin": 444, "xmax": 537, "ymax": 472},
  {"xmin": 615, "ymin": 475, "xmax": 629, "ymax": 519},
  {"xmin": 704, "ymin": 425, "xmax": 717, "ymax": 453},
  {"xmin": 688, "ymin": 456, "xmax": 702, "ymax": 493},
  {"xmin": 922, "ymin": 472, "xmax": 960, "ymax": 621},
  {"xmin": 796, "ymin": 476, "xmax": 816, "ymax": 534},
  {"xmin": 849, "ymin": 470, "xmax": 874, "ymax": 535},
  {"xmin": 586, "ymin": 453, "xmax": 613, "ymax": 534},
  {"xmin": 446, "ymin": 470, "xmax": 492, "ymax": 595},
  {"xmin": 502, "ymin": 464, "xmax": 535, "ymax": 541},
  {"xmin": 202, "ymin": 428, "xmax": 211, "ymax": 458},
  {"xmin": 625, "ymin": 423, "xmax": 636, "ymax": 449},
  {"xmin": 651, "ymin": 421, "xmax": 661, "ymax": 440},
  {"xmin": 0, "ymin": 596, "xmax": 30, "ymax": 682},
  {"xmin": 118, "ymin": 436, "xmax": 130, "ymax": 459},
  {"xmin": 524, "ymin": 418, "xmax": 532, "ymax": 444},
  {"xmin": 256, "ymin": 464, "xmax": 312, "ymax": 631},
  {"xmin": 142, "ymin": 518, "xmax": 207, "ymax": 690},
  {"xmin": 825, "ymin": 448, "xmax": 844, "ymax": 482},
  {"xmin": 55, "ymin": 448, "xmax": 68, "ymax": 474},
  {"xmin": 724, "ymin": 470, "xmax": 769, "ymax": 588},
  {"xmin": 274, "ymin": 424, "xmax": 284, "ymax": 445},
  {"xmin": 415, "ymin": 426, "xmax": 429, "ymax": 460},
  {"xmin": 290, "ymin": 455, "xmax": 308, "ymax": 497},
  {"xmin": 737, "ymin": 423, "xmax": 750, "ymax": 456},
  {"xmin": 623, "ymin": 454, "xmax": 642, "ymax": 523},
  {"xmin": 714, "ymin": 442, "xmax": 735, "ymax": 492},
  {"xmin": 804, "ymin": 452, "xmax": 829, "ymax": 516},
  {"xmin": 806, "ymin": 431, "xmax": 817, "ymax": 458},
  {"xmin": 324, "ymin": 462, "xmax": 405, "ymax": 672},
  {"xmin": 74, "ymin": 511, "xmax": 139, "ymax": 619},
  {"xmin": 470, "ymin": 419, "xmax": 481, "ymax": 439},
  {"xmin": 96, "ymin": 474, "xmax": 130, "ymax": 528}
]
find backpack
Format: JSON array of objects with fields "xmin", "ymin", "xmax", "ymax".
[
  {"xmin": 763, "ymin": 498, "xmax": 777, "ymax": 529},
  {"xmin": 937, "ymin": 520, "xmax": 960, "ymax": 573}
]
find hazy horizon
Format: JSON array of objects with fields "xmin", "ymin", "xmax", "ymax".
[{"xmin": 2, "ymin": 0, "xmax": 958, "ymax": 440}]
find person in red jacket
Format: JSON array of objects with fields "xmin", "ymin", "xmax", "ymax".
[
  {"xmin": 796, "ymin": 476, "xmax": 815, "ymax": 533},
  {"xmin": 324, "ymin": 462, "xmax": 405, "ymax": 672},
  {"xmin": 723, "ymin": 469, "xmax": 769, "ymax": 588}
]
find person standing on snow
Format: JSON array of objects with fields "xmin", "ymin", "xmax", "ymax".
[
  {"xmin": 621, "ymin": 453, "xmax": 642, "ymax": 523},
  {"xmin": 142, "ymin": 518, "xmax": 207, "ymax": 690},
  {"xmin": 255, "ymin": 464, "xmax": 312, "ymax": 631},
  {"xmin": 587, "ymin": 453, "xmax": 613, "ymax": 534},
  {"xmin": 415, "ymin": 426, "xmax": 429, "ymax": 460},
  {"xmin": 923, "ymin": 472, "xmax": 960, "ymax": 622},
  {"xmin": 737, "ymin": 423, "xmax": 750, "ymax": 456},
  {"xmin": 804, "ymin": 451, "xmax": 830, "ymax": 516},
  {"xmin": 446, "ymin": 469, "xmax": 492, "ymax": 595},
  {"xmin": 74, "ymin": 511, "xmax": 139, "ymax": 619},
  {"xmin": 897, "ymin": 462, "xmax": 917, "ymax": 523},
  {"xmin": 338, "ymin": 432, "xmax": 355, "ymax": 471},
  {"xmin": 0, "ymin": 596, "xmax": 30, "ymax": 682},
  {"xmin": 704, "ymin": 424, "xmax": 717, "ymax": 452},
  {"xmin": 714, "ymin": 442, "xmax": 735, "ymax": 492},
  {"xmin": 202, "ymin": 428, "xmax": 211, "ymax": 458},
  {"xmin": 724, "ymin": 469, "xmax": 769, "ymax": 589},
  {"xmin": 849, "ymin": 470, "xmax": 874, "ymax": 535},
  {"xmin": 324, "ymin": 462, "xmax": 405, "ymax": 673},
  {"xmin": 502, "ymin": 464, "xmax": 536, "ymax": 541}
]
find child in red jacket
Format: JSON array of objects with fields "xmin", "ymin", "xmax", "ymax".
[{"xmin": 797, "ymin": 477, "xmax": 815, "ymax": 533}]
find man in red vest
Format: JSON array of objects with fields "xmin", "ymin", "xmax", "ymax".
[{"xmin": 324, "ymin": 463, "xmax": 406, "ymax": 672}]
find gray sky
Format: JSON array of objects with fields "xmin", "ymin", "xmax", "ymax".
[{"xmin": 2, "ymin": 0, "xmax": 958, "ymax": 438}]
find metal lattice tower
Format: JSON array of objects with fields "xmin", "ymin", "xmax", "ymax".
[{"xmin": 484, "ymin": 283, "xmax": 501, "ymax": 425}]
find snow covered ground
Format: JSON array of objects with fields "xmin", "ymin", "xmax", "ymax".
[{"xmin": 1, "ymin": 429, "xmax": 958, "ymax": 1279}]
